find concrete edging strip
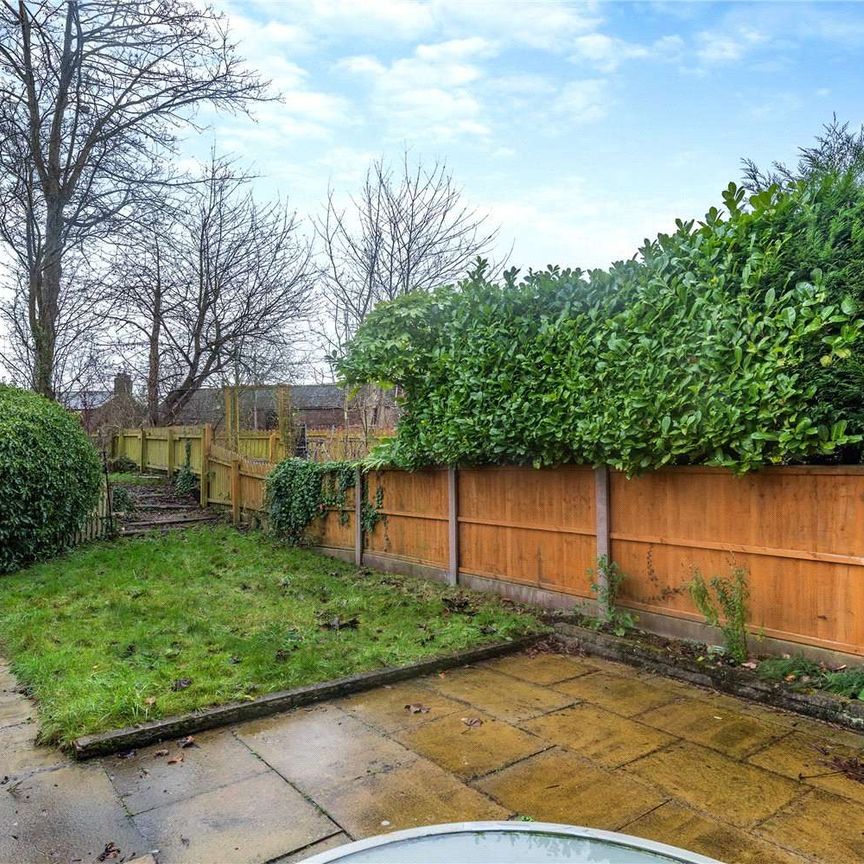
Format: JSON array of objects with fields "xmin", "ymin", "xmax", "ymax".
[
  {"xmin": 72, "ymin": 634, "xmax": 542, "ymax": 760},
  {"xmin": 555, "ymin": 621, "xmax": 864, "ymax": 733}
]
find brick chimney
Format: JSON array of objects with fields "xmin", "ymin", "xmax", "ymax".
[{"xmin": 114, "ymin": 372, "xmax": 132, "ymax": 398}]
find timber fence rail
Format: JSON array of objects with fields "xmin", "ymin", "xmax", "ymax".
[{"xmin": 113, "ymin": 427, "xmax": 864, "ymax": 659}]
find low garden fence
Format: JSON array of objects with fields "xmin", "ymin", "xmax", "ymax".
[{"xmin": 113, "ymin": 427, "xmax": 864, "ymax": 660}]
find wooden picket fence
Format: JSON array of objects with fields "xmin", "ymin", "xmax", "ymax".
[
  {"xmin": 112, "ymin": 426, "xmax": 864, "ymax": 660},
  {"xmin": 72, "ymin": 480, "xmax": 114, "ymax": 544}
]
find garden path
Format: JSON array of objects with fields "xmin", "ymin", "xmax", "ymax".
[{"xmin": 2, "ymin": 652, "xmax": 863, "ymax": 864}]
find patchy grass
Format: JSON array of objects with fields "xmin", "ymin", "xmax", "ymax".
[
  {"xmin": 0, "ymin": 527, "xmax": 545, "ymax": 746},
  {"xmin": 109, "ymin": 472, "xmax": 163, "ymax": 486},
  {"xmin": 757, "ymin": 654, "xmax": 864, "ymax": 700}
]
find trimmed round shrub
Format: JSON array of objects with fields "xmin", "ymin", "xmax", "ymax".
[{"xmin": 0, "ymin": 386, "xmax": 102, "ymax": 572}]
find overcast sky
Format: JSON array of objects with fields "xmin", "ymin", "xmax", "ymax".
[{"xmin": 184, "ymin": 0, "xmax": 864, "ymax": 272}]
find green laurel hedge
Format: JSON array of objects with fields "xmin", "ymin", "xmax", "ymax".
[
  {"xmin": 339, "ymin": 177, "xmax": 864, "ymax": 474},
  {"xmin": 0, "ymin": 386, "xmax": 102, "ymax": 572}
]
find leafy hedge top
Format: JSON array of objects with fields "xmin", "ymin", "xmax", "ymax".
[
  {"xmin": 339, "ymin": 177, "xmax": 864, "ymax": 474},
  {"xmin": 0, "ymin": 386, "xmax": 102, "ymax": 572}
]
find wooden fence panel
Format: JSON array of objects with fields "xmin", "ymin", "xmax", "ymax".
[
  {"xmin": 207, "ymin": 444, "xmax": 235, "ymax": 507},
  {"xmin": 458, "ymin": 466, "xmax": 596, "ymax": 597},
  {"xmin": 610, "ymin": 467, "xmax": 864, "ymax": 656},
  {"xmin": 365, "ymin": 469, "xmax": 448, "ymax": 567}
]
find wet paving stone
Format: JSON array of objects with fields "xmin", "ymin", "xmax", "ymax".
[
  {"xmin": 522, "ymin": 704, "xmax": 675, "ymax": 768},
  {"xmin": 132, "ymin": 770, "xmax": 338, "ymax": 864},
  {"xmin": 106, "ymin": 728, "xmax": 269, "ymax": 815},
  {"xmin": 394, "ymin": 710, "xmax": 547, "ymax": 779},
  {"xmin": 475, "ymin": 747, "xmax": 665, "ymax": 830},
  {"xmin": 552, "ymin": 670, "xmax": 682, "ymax": 717},
  {"xmin": 312, "ymin": 758, "xmax": 510, "ymax": 838},
  {"xmin": 481, "ymin": 652, "xmax": 597, "ymax": 685},
  {"xmin": 337, "ymin": 682, "xmax": 466, "ymax": 733},
  {"xmin": 626, "ymin": 740, "xmax": 801, "ymax": 828},
  {"xmin": 235, "ymin": 704, "xmax": 416, "ymax": 796},
  {"xmin": 756, "ymin": 789, "xmax": 864, "ymax": 864},
  {"xmin": 638, "ymin": 698, "xmax": 791, "ymax": 759},
  {"xmin": 427, "ymin": 666, "xmax": 575, "ymax": 722},
  {"xmin": 748, "ymin": 730, "xmax": 864, "ymax": 807},
  {"xmin": 623, "ymin": 801, "xmax": 807, "ymax": 864}
]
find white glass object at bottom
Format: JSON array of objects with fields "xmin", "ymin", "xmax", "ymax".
[{"xmin": 302, "ymin": 822, "xmax": 724, "ymax": 864}]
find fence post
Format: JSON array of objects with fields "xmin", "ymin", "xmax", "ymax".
[
  {"xmin": 354, "ymin": 466, "xmax": 363, "ymax": 567},
  {"xmin": 199, "ymin": 425, "xmax": 212, "ymax": 509},
  {"xmin": 139, "ymin": 428, "xmax": 146, "ymax": 473},
  {"xmin": 268, "ymin": 431, "xmax": 278, "ymax": 464},
  {"xmin": 447, "ymin": 467, "xmax": 459, "ymax": 586},
  {"xmin": 231, "ymin": 457, "xmax": 241, "ymax": 524},
  {"xmin": 594, "ymin": 465, "xmax": 611, "ymax": 614},
  {"xmin": 166, "ymin": 427, "xmax": 175, "ymax": 479}
]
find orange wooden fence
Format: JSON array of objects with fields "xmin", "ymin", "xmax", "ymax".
[{"xmin": 112, "ymin": 426, "xmax": 864, "ymax": 658}]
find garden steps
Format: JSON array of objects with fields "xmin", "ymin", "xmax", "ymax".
[{"xmin": 114, "ymin": 476, "xmax": 221, "ymax": 535}]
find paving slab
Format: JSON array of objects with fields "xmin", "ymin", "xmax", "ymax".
[
  {"xmin": 106, "ymin": 727, "xmax": 270, "ymax": 815},
  {"xmin": 623, "ymin": 801, "xmax": 806, "ymax": 864},
  {"xmin": 427, "ymin": 666, "xmax": 575, "ymax": 722},
  {"xmin": 0, "ymin": 763, "xmax": 147, "ymax": 864},
  {"xmin": 312, "ymin": 757, "xmax": 510, "ymax": 838},
  {"xmin": 337, "ymin": 682, "xmax": 466, "ymax": 733},
  {"xmin": 522, "ymin": 704, "xmax": 674, "ymax": 768},
  {"xmin": 475, "ymin": 746, "xmax": 665, "ymax": 829},
  {"xmin": 747, "ymin": 730, "xmax": 864, "ymax": 808},
  {"xmin": 393, "ymin": 710, "xmax": 547, "ymax": 779},
  {"xmin": 756, "ymin": 789, "xmax": 864, "ymax": 864},
  {"xmin": 270, "ymin": 832, "xmax": 350, "ymax": 863},
  {"xmin": 551, "ymin": 670, "xmax": 682, "ymax": 717},
  {"xmin": 235, "ymin": 704, "xmax": 416, "ymax": 796},
  {"xmin": 626, "ymin": 740, "xmax": 801, "ymax": 828},
  {"xmin": 0, "ymin": 722, "xmax": 68, "ymax": 776},
  {"xmin": 638, "ymin": 698, "xmax": 790, "ymax": 758},
  {"xmin": 481, "ymin": 652, "xmax": 597, "ymax": 685},
  {"xmin": 0, "ymin": 695, "xmax": 34, "ymax": 730},
  {"xmin": 132, "ymin": 770, "xmax": 338, "ymax": 864}
]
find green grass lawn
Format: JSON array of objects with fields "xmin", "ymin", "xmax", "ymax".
[
  {"xmin": 0, "ymin": 526, "xmax": 544, "ymax": 746},
  {"xmin": 109, "ymin": 472, "xmax": 164, "ymax": 486}
]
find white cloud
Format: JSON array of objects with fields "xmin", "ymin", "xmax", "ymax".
[
  {"xmin": 553, "ymin": 79, "xmax": 609, "ymax": 123},
  {"xmin": 338, "ymin": 38, "xmax": 497, "ymax": 142}
]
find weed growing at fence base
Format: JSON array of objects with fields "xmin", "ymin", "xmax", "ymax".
[{"xmin": 0, "ymin": 526, "xmax": 543, "ymax": 746}]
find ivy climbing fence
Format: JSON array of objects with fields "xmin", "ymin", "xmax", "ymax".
[{"xmin": 112, "ymin": 427, "xmax": 864, "ymax": 660}]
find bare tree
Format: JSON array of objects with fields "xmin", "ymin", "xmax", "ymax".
[
  {"xmin": 316, "ymin": 152, "xmax": 498, "ymax": 355},
  {"xmin": 743, "ymin": 115, "xmax": 864, "ymax": 192},
  {"xmin": 109, "ymin": 155, "xmax": 314, "ymax": 425},
  {"xmin": 0, "ymin": 0, "xmax": 267, "ymax": 398}
]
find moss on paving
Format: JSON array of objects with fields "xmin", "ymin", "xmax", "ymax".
[{"xmin": 0, "ymin": 526, "xmax": 545, "ymax": 746}]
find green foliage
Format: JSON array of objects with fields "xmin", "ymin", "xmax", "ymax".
[
  {"xmin": 108, "ymin": 455, "xmax": 138, "ymax": 473},
  {"xmin": 757, "ymin": 653, "xmax": 864, "ymax": 700},
  {"xmin": 268, "ymin": 459, "xmax": 357, "ymax": 544},
  {"xmin": 174, "ymin": 439, "xmax": 198, "ymax": 497},
  {"xmin": 111, "ymin": 486, "xmax": 135, "ymax": 513},
  {"xmin": 0, "ymin": 526, "xmax": 545, "ymax": 744},
  {"xmin": 0, "ymin": 386, "xmax": 102, "ymax": 572},
  {"xmin": 689, "ymin": 567, "xmax": 750, "ymax": 663},
  {"xmin": 339, "ymin": 178, "xmax": 864, "ymax": 473},
  {"xmin": 585, "ymin": 556, "xmax": 636, "ymax": 636},
  {"xmin": 821, "ymin": 668, "xmax": 864, "ymax": 700},
  {"xmin": 757, "ymin": 655, "xmax": 821, "ymax": 682}
]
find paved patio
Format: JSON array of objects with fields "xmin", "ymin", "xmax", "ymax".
[{"xmin": 2, "ymin": 651, "xmax": 864, "ymax": 864}]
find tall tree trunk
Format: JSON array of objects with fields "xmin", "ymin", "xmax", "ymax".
[
  {"xmin": 147, "ymin": 239, "xmax": 163, "ymax": 425},
  {"xmin": 31, "ymin": 200, "xmax": 64, "ymax": 398}
]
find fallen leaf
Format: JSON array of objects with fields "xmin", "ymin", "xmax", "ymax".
[
  {"xmin": 404, "ymin": 703, "xmax": 430, "ymax": 715},
  {"xmin": 144, "ymin": 697, "xmax": 156, "ymax": 706},
  {"xmin": 228, "ymin": 655, "xmax": 241, "ymax": 665},
  {"xmin": 171, "ymin": 678, "xmax": 192, "ymax": 691},
  {"xmin": 116, "ymin": 749, "xmax": 137, "ymax": 760},
  {"xmin": 461, "ymin": 717, "xmax": 483, "ymax": 728},
  {"xmin": 153, "ymin": 749, "xmax": 169, "ymax": 758},
  {"xmin": 167, "ymin": 754, "xmax": 184, "ymax": 765},
  {"xmin": 320, "ymin": 615, "xmax": 359, "ymax": 631},
  {"xmin": 178, "ymin": 735, "xmax": 197, "ymax": 748},
  {"xmin": 784, "ymin": 673, "xmax": 797, "ymax": 682},
  {"xmin": 97, "ymin": 842, "xmax": 121, "ymax": 861},
  {"xmin": 741, "ymin": 661, "xmax": 758, "ymax": 670}
]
